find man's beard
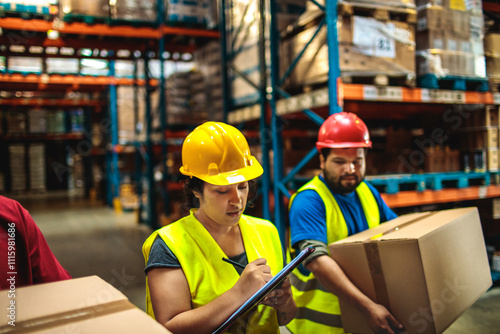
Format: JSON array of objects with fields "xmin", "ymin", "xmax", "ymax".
[{"xmin": 323, "ymin": 169, "xmax": 363, "ymax": 194}]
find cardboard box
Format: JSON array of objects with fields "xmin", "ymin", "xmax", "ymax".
[
  {"xmin": 329, "ymin": 207, "xmax": 492, "ymax": 334},
  {"xmin": 0, "ymin": 275, "xmax": 171, "ymax": 333},
  {"xmin": 281, "ymin": 14, "xmax": 416, "ymax": 88}
]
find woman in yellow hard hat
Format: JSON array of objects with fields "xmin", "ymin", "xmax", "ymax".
[{"xmin": 142, "ymin": 121, "xmax": 296, "ymax": 334}]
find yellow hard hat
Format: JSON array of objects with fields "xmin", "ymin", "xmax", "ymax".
[{"xmin": 179, "ymin": 122, "xmax": 263, "ymax": 185}]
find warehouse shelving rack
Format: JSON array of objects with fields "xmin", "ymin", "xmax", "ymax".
[
  {"xmin": 0, "ymin": 6, "xmax": 219, "ymax": 228},
  {"xmin": 223, "ymin": 0, "xmax": 500, "ymax": 245}
]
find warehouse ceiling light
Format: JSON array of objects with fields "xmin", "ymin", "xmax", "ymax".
[{"xmin": 47, "ymin": 29, "xmax": 59, "ymax": 40}]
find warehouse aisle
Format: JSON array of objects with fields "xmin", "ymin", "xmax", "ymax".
[
  {"xmin": 13, "ymin": 194, "xmax": 500, "ymax": 333},
  {"xmin": 15, "ymin": 193, "xmax": 151, "ymax": 312}
]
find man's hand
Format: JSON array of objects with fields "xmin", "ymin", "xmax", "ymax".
[{"xmin": 365, "ymin": 303, "xmax": 403, "ymax": 334}]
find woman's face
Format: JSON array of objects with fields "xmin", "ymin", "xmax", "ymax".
[{"xmin": 194, "ymin": 181, "xmax": 249, "ymax": 227}]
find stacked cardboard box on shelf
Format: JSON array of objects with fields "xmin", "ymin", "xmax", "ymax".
[
  {"xmin": 194, "ymin": 41, "xmax": 224, "ymax": 121},
  {"xmin": 5, "ymin": 111, "xmax": 26, "ymax": 135},
  {"xmin": 47, "ymin": 110, "xmax": 66, "ymax": 134},
  {"xmin": 459, "ymin": 106, "xmax": 500, "ymax": 172},
  {"xmin": 111, "ymin": 0, "xmax": 156, "ymax": 23},
  {"xmin": 415, "ymin": 0, "xmax": 486, "ymax": 79},
  {"xmin": 60, "ymin": 0, "xmax": 110, "ymax": 20},
  {"xmin": 484, "ymin": 33, "xmax": 500, "ymax": 88},
  {"xmin": 8, "ymin": 144, "xmax": 26, "ymax": 192},
  {"xmin": 117, "ymin": 86, "xmax": 146, "ymax": 142},
  {"xmin": 229, "ymin": 0, "xmax": 306, "ymax": 107},
  {"xmin": 28, "ymin": 143, "xmax": 46, "ymax": 191},
  {"xmin": 27, "ymin": 108, "xmax": 47, "ymax": 134},
  {"xmin": 280, "ymin": 0, "xmax": 416, "ymax": 90},
  {"xmin": 165, "ymin": 0, "xmax": 213, "ymax": 27},
  {"xmin": 161, "ymin": 70, "xmax": 208, "ymax": 124}
]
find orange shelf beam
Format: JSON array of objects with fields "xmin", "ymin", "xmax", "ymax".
[
  {"xmin": 0, "ymin": 74, "xmax": 158, "ymax": 87},
  {"xmin": 0, "ymin": 98, "xmax": 104, "ymax": 107},
  {"xmin": 342, "ymin": 83, "xmax": 494, "ymax": 104},
  {"xmin": 0, "ymin": 17, "xmax": 219, "ymax": 39},
  {"xmin": 381, "ymin": 185, "xmax": 500, "ymax": 208}
]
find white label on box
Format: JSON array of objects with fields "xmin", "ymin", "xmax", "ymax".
[
  {"xmin": 353, "ymin": 16, "xmax": 396, "ymax": 59},
  {"xmin": 475, "ymin": 56, "xmax": 486, "ymax": 78}
]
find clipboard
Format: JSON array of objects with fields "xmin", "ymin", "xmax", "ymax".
[{"xmin": 212, "ymin": 246, "xmax": 315, "ymax": 334}]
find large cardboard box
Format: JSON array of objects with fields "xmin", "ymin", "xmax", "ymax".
[
  {"xmin": 0, "ymin": 275, "xmax": 171, "ymax": 333},
  {"xmin": 281, "ymin": 13, "xmax": 416, "ymax": 88},
  {"xmin": 329, "ymin": 207, "xmax": 492, "ymax": 334}
]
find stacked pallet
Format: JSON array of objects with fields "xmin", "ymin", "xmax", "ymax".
[
  {"xmin": 459, "ymin": 106, "xmax": 500, "ymax": 172},
  {"xmin": 280, "ymin": 0, "xmax": 417, "ymax": 91},
  {"xmin": 415, "ymin": 0, "xmax": 487, "ymax": 90}
]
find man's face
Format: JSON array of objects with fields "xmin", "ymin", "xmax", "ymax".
[{"xmin": 320, "ymin": 148, "xmax": 366, "ymax": 194}]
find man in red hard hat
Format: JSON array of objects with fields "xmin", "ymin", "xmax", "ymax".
[{"xmin": 286, "ymin": 112, "xmax": 401, "ymax": 334}]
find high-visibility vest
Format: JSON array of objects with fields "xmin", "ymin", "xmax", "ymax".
[
  {"xmin": 142, "ymin": 209, "xmax": 283, "ymax": 333},
  {"xmin": 286, "ymin": 176, "xmax": 380, "ymax": 334}
]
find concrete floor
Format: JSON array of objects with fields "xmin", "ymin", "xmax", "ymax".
[{"xmin": 13, "ymin": 193, "xmax": 500, "ymax": 333}]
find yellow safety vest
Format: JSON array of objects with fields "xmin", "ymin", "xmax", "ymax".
[
  {"xmin": 142, "ymin": 209, "xmax": 283, "ymax": 333},
  {"xmin": 286, "ymin": 176, "xmax": 380, "ymax": 334}
]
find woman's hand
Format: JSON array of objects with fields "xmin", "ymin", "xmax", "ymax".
[
  {"xmin": 261, "ymin": 277, "xmax": 297, "ymax": 325},
  {"xmin": 233, "ymin": 258, "xmax": 273, "ymax": 299}
]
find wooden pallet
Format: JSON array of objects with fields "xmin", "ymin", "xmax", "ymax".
[
  {"xmin": 418, "ymin": 74, "xmax": 489, "ymax": 92},
  {"xmin": 338, "ymin": 1, "xmax": 416, "ymax": 23},
  {"xmin": 342, "ymin": 72, "xmax": 416, "ymax": 88}
]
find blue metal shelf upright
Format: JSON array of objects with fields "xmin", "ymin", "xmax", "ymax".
[
  {"xmin": 219, "ymin": 0, "xmax": 273, "ymax": 222},
  {"xmin": 269, "ymin": 0, "xmax": 341, "ymax": 244}
]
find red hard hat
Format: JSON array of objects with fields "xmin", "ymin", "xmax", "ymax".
[{"xmin": 316, "ymin": 112, "xmax": 372, "ymax": 151}]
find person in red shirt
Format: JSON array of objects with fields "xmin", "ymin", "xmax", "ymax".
[{"xmin": 0, "ymin": 195, "xmax": 71, "ymax": 290}]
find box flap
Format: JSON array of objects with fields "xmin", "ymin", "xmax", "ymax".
[{"xmin": 331, "ymin": 211, "xmax": 431, "ymax": 244}]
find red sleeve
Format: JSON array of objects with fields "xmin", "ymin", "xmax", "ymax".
[{"xmin": 21, "ymin": 206, "xmax": 72, "ymax": 284}]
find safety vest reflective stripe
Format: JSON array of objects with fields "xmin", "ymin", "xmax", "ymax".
[
  {"xmin": 289, "ymin": 271, "xmax": 329, "ymax": 293},
  {"xmin": 295, "ymin": 308, "xmax": 343, "ymax": 328}
]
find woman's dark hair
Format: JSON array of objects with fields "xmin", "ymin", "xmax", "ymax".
[{"xmin": 182, "ymin": 176, "xmax": 258, "ymax": 211}]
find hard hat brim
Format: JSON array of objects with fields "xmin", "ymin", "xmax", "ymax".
[
  {"xmin": 180, "ymin": 156, "xmax": 264, "ymax": 186},
  {"xmin": 316, "ymin": 141, "xmax": 372, "ymax": 151}
]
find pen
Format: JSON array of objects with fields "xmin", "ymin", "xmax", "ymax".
[{"xmin": 222, "ymin": 257, "xmax": 246, "ymax": 270}]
